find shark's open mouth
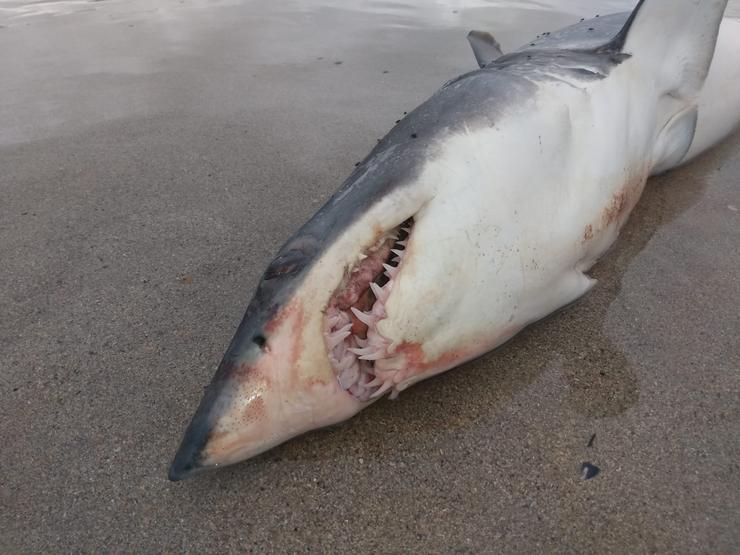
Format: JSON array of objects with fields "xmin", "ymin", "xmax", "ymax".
[{"xmin": 323, "ymin": 219, "xmax": 413, "ymax": 401}]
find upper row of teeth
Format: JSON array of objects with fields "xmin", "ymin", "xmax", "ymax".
[{"xmin": 326, "ymin": 227, "xmax": 410, "ymax": 399}]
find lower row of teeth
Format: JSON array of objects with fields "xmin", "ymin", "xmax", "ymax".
[{"xmin": 324, "ymin": 227, "xmax": 410, "ymax": 401}]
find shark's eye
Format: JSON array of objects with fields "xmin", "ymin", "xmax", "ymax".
[
  {"xmin": 252, "ymin": 334, "xmax": 267, "ymax": 351},
  {"xmin": 323, "ymin": 218, "xmax": 414, "ymax": 401},
  {"xmin": 263, "ymin": 250, "xmax": 305, "ymax": 280}
]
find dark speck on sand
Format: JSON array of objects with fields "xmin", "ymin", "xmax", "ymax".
[
  {"xmin": 581, "ymin": 462, "xmax": 601, "ymax": 480},
  {"xmin": 1, "ymin": 0, "xmax": 739, "ymax": 553}
]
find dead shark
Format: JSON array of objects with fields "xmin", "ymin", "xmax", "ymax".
[{"xmin": 169, "ymin": 0, "xmax": 738, "ymax": 480}]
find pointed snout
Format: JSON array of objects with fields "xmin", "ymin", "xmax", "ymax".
[
  {"xmin": 169, "ymin": 299, "xmax": 364, "ymax": 481},
  {"xmin": 168, "ymin": 422, "xmax": 208, "ymax": 481},
  {"xmin": 168, "ymin": 353, "xmax": 362, "ymax": 480},
  {"xmin": 168, "ymin": 352, "xmax": 285, "ymax": 481},
  {"xmin": 168, "ymin": 360, "xmax": 250, "ymax": 481},
  {"xmin": 169, "ymin": 443, "xmax": 201, "ymax": 482}
]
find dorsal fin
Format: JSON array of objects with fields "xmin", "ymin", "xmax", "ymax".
[{"xmin": 467, "ymin": 30, "xmax": 504, "ymax": 68}]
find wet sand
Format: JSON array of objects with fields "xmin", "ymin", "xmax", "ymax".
[{"xmin": 1, "ymin": 1, "xmax": 739, "ymax": 552}]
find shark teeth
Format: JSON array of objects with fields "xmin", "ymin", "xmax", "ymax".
[
  {"xmin": 369, "ymin": 282, "xmax": 388, "ymax": 303},
  {"xmin": 369, "ymin": 380, "xmax": 394, "ymax": 399},
  {"xmin": 323, "ymin": 219, "xmax": 414, "ymax": 401},
  {"xmin": 348, "ymin": 346, "xmax": 375, "ymax": 357},
  {"xmin": 350, "ymin": 306, "xmax": 374, "ymax": 326},
  {"xmin": 327, "ymin": 324, "xmax": 352, "ymax": 349},
  {"xmin": 338, "ymin": 363, "xmax": 360, "ymax": 390},
  {"xmin": 358, "ymin": 350, "xmax": 387, "ymax": 361},
  {"xmin": 339, "ymin": 352, "xmax": 357, "ymax": 370}
]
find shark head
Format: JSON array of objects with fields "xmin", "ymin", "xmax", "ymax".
[
  {"xmin": 168, "ymin": 36, "xmax": 563, "ymax": 479},
  {"xmin": 168, "ymin": 111, "xmax": 456, "ymax": 480}
]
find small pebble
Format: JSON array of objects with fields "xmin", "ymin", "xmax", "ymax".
[{"xmin": 580, "ymin": 462, "xmax": 600, "ymax": 480}]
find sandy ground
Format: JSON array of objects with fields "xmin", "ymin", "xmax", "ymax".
[{"xmin": 1, "ymin": 0, "xmax": 739, "ymax": 552}]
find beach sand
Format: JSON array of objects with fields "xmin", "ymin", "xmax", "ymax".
[{"xmin": 1, "ymin": 1, "xmax": 738, "ymax": 552}]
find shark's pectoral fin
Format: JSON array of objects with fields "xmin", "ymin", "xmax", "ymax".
[
  {"xmin": 650, "ymin": 104, "xmax": 698, "ymax": 175},
  {"xmin": 467, "ymin": 30, "xmax": 504, "ymax": 68}
]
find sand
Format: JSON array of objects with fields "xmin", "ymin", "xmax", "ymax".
[{"xmin": 1, "ymin": 0, "xmax": 738, "ymax": 552}]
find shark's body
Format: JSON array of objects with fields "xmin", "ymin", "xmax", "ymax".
[
  {"xmin": 504, "ymin": 11, "xmax": 740, "ymax": 165},
  {"xmin": 169, "ymin": 0, "xmax": 739, "ymax": 480}
]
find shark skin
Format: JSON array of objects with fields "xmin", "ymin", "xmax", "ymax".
[
  {"xmin": 506, "ymin": 11, "xmax": 740, "ymax": 166},
  {"xmin": 169, "ymin": 0, "xmax": 737, "ymax": 481}
]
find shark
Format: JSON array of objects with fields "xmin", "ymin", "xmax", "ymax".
[{"xmin": 169, "ymin": 0, "xmax": 740, "ymax": 480}]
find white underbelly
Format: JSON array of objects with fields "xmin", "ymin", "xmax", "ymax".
[{"xmin": 380, "ymin": 73, "xmax": 655, "ymax": 369}]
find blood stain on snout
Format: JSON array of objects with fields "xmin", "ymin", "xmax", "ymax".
[
  {"xmin": 264, "ymin": 299, "xmax": 306, "ymax": 368},
  {"xmin": 240, "ymin": 397, "xmax": 266, "ymax": 426}
]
